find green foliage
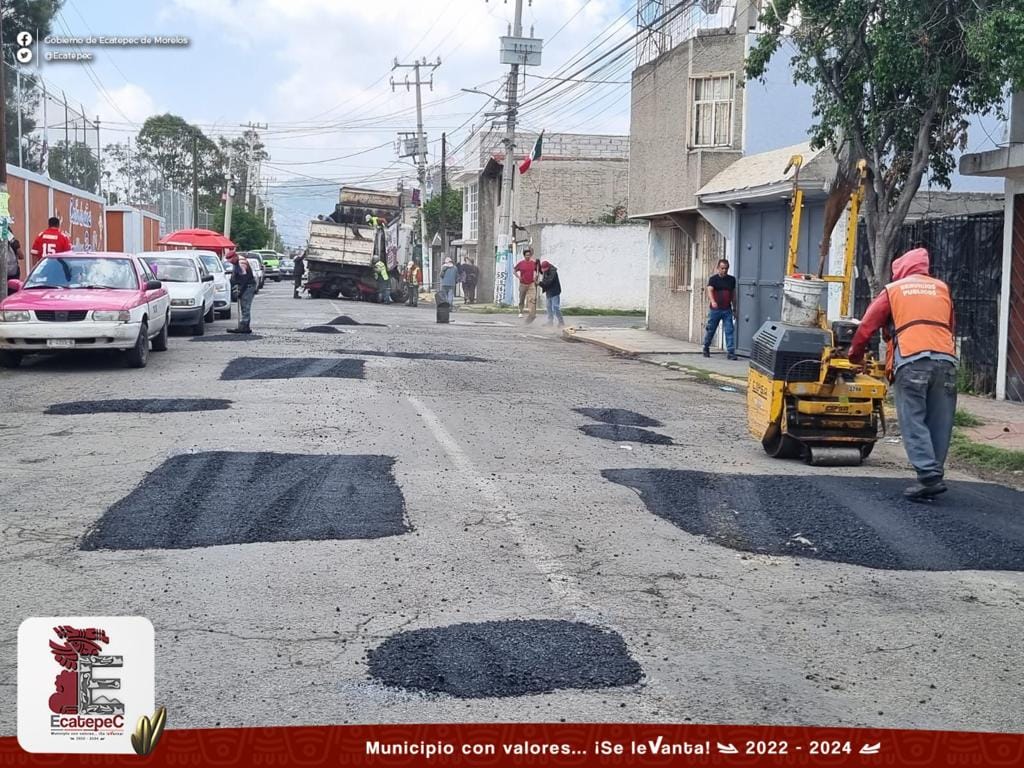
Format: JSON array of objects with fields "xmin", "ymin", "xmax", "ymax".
[
  {"xmin": 422, "ymin": 189, "xmax": 462, "ymax": 241},
  {"xmin": 48, "ymin": 141, "xmax": 99, "ymax": 191},
  {"xmin": 951, "ymin": 430, "xmax": 1024, "ymax": 473},
  {"xmin": 212, "ymin": 206, "xmax": 270, "ymax": 252},
  {"xmin": 954, "ymin": 409, "xmax": 985, "ymax": 428},
  {"xmin": 746, "ymin": 0, "xmax": 1024, "ymax": 288}
]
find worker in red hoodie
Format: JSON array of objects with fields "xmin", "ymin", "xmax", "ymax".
[
  {"xmin": 848, "ymin": 248, "xmax": 958, "ymax": 501},
  {"xmin": 30, "ymin": 217, "xmax": 73, "ymax": 262}
]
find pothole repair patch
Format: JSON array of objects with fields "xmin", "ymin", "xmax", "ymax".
[
  {"xmin": 299, "ymin": 325, "xmax": 348, "ymax": 334},
  {"xmin": 574, "ymin": 408, "xmax": 663, "ymax": 427},
  {"xmin": 602, "ymin": 468, "xmax": 1024, "ymax": 571},
  {"xmin": 80, "ymin": 452, "xmax": 409, "ymax": 550},
  {"xmin": 221, "ymin": 357, "xmax": 366, "ymax": 380},
  {"xmin": 329, "ymin": 315, "xmax": 386, "ymax": 327},
  {"xmin": 367, "ymin": 620, "xmax": 641, "ymax": 698},
  {"xmin": 336, "ymin": 349, "xmax": 488, "ymax": 362},
  {"xmin": 581, "ymin": 424, "xmax": 674, "ymax": 445},
  {"xmin": 189, "ymin": 334, "xmax": 264, "ymax": 342},
  {"xmin": 46, "ymin": 398, "xmax": 232, "ymax": 415}
]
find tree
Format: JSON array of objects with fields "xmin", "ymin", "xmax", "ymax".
[
  {"xmin": 2, "ymin": 1, "xmax": 64, "ymax": 169},
  {"xmin": 422, "ymin": 188, "xmax": 462, "ymax": 241},
  {"xmin": 212, "ymin": 206, "xmax": 270, "ymax": 251},
  {"xmin": 134, "ymin": 114, "xmax": 225, "ymax": 209},
  {"xmin": 218, "ymin": 130, "xmax": 268, "ymax": 209},
  {"xmin": 747, "ymin": 0, "xmax": 1024, "ymax": 293},
  {"xmin": 48, "ymin": 141, "xmax": 99, "ymax": 192}
]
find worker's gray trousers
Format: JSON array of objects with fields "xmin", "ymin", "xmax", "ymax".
[{"xmin": 893, "ymin": 358, "xmax": 958, "ymax": 484}]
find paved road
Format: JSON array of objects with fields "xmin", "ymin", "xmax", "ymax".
[{"xmin": 2, "ymin": 283, "xmax": 1022, "ymax": 732}]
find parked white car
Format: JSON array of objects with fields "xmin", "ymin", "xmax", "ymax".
[
  {"xmin": 194, "ymin": 250, "xmax": 232, "ymax": 319},
  {"xmin": 242, "ymin": 252, "xmax": 265, "ymax": 291},
  {"xmin": 140, "ymin": 252, "xmax": 216, "ymax": 336}
]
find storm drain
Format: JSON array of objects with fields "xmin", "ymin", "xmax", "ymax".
[
  {"xmin": 46, "ymin": 398, "xmax": 232, "ymax": 415},
  {"xmin": 368, "ymin": 620, "xmax": 641, "ymax": 698},
  {"xmin": 602, "ymin": 468, "xmax": 1024, "ymax": 571},
  {"xmin": 79, "ymin": 452, "xmax": 409, "ymax": 550},
  {"xmin": 221, "ymin": 357, "xmax": 366, "ymax": 380},
  {"xmin": 580, "ymin": 424, "xmax": 674, "ymax": 445},
  {"xmin": 574, "ymin": 408, "xmax": 663, "ymax": 427},
  {"xmin": 329, "ymin": 315, "xmax": 387, "ymax": 327},
  {"xmin": 189, "ymin": 334, "xmax": 264, "ymax": 342},
  {"xmin": 336, "ymin": 349, "xmax": 488, "ymax": 363}
]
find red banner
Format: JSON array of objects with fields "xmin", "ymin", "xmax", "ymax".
[{"xmin": 1, "ymin": 724, "xmax": 1022, "ymax": 766}]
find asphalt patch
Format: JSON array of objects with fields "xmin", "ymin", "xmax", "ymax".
[
  {"xmin": 336, "ymin": 349, "xmax": 488, "ymax": 363},
  {"xmin": 46, "ymin": 398, "xmax": 232, "ymax": 415},
  {"xmin": 299, "ymin": 325, "xmax": 347, "ymax": 334},
  {"xmin": 581, "ymin": 424, "xmax": 674, "ymax": 445},
  {"xmin": 80, "ymin": 452, "xmax": 409, "ymax": 550},
  {"xmin": 189, "ymin": 333, "xmax": 264, "ymax": 342},
  {"xmin": 574, "ymin": 407, "xmax": 663, "ymax": 427},
  {"xmin": 602, "ymin": 469, "xmax": 1024, "ymax": 571},
  {"xmin": 367, "ymin": 620, "xmax": 641, "ymax": 698},
  {"xmin": 329, "ymin": 315, "xmax": 386, "ymax": 327},
  {"xmin": 221, "ymin": 357, "xmax": 366, "ymax": 380}
]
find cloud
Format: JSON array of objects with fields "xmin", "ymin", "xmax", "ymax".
[{"xmin": 95, "ymin": 83, "xmax": 159, "ymax": 126}]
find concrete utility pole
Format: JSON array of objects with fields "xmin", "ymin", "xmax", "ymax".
[
  {"xmin": 239, "ymin": 122, "xmax": 267, "ymax": 212},
  {"xmin": 497, "ymin": 0, "xmax": 526, "ymax": 297},
  {"xmin": 191, "ymin": 130, "xmax": 199, "ymax": 227},
  {"xmin": 1, "ymin": 2, "xmax": 10, "ymax": 301},
  {"xmin": 392, "ymin": 56, "xmax": 440, "ymax": 287},
  {"xmin": 223, "ymin": 170, "xmax": 234, "ymax": 240},
  {"xmin": 440, "ymin": 132, "xmax": 447, "ymax": 264}
]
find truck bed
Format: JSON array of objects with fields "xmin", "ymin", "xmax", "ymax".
[{"xmin": 307, "ymin": 221, "xmax": 376, "ymax": 266}]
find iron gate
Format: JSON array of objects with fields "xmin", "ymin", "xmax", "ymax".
[{"xmin": 854, "ymin": 212, "xmax": 1004, "ymax": 395}]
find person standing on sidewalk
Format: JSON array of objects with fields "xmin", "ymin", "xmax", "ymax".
[
  {"xmin": 292, "ymin": 250, "xmax": 306, "ymax": 299},
  {"xmin": 514, "ymin": 248, "xmax": 539, "ymax": 322},
  {"xmin": 702, "ymin": 259, "xmax": 737, "ymax": 360},
  {"xmin": 439, "ymin": 256, "xmax": 458, "ymax": 307},
  {"xmin": 849, "ymin": 247, "xmax": 958, "ymax": 501},
  {"xmin": 226, "ymin": 252, "xmax": 257, "ymax": 334},
  {"xmin": 405, "ymin": 260, "xmax": 422, "ymax": 306},
  {"xmin": 30, "ymin": 217, "xmax": 72, "ymax": 263},
  {"xmin": 539, "ymin": 260, "xmax": 563, "ymax": 327},
  {"xmin": 461, "ymin": 257, "xmax": 479, "ymax": 305}
]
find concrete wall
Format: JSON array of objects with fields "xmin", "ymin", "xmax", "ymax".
[
  {"xmin": 525, "ymin": 223, "xmax": 647, "ymax": 310},
  {"xmin": 516, "ymin": 159, "xmax": 629, "ymax": 225}
]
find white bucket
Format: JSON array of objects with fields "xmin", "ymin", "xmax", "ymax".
[{"xmin": 782, "ymin": 275, "xmax": 829, "ymax": 327}]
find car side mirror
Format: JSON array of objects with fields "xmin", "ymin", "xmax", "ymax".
[
  {"xmin": 7, "ymin": 279, "xmax": 23, "ymax": 293},
  {"xmin": 202, "ymin": 274, "xmax": 214, "ymax": 282},
  {"xmin": 145, "ymin": 279, "xmax": 162, "ymax": 290}
]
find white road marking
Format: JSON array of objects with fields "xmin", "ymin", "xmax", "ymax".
[{"xmin": 407, "ymin": 394, "xmax": 595, "ymax": 621}]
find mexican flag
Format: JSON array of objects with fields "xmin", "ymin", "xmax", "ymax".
[{"xmin": 518, "ymin": 131, "xmax": 544, "ymax": 174}]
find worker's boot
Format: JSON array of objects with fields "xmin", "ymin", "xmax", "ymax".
[
  {"xmin": 903, "ymin": 480, "xmax": 947, "ymax": 502},
  {"xmin": 240, "ymin": 322, "xmax": 252, "ymax": 335},
  {"xmin": 702, "ymin": 347, "xmax": 710, "ymax": 358},
  {"xmin": 226, "ymin": 325, "xmax": 243, "ymax": 334}
]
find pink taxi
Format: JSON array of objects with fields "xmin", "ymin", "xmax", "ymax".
[{"xmin": 0, "ymin": 252, "xmax": 171, "ymax": 369}]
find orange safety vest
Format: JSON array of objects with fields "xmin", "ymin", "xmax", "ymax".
[{"xmin": 883, "ymin": 274, "xmax": 955, "ymax": 376}]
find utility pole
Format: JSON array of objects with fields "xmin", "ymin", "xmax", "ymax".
[
  {"xmin": 16, "ymin": 66, "xmax": 23, "ymax": 167},
  {"xmin": 440, "ymin": 132, "xmax": 447, "ymax": 264},
  {"xmin": 239, "ymin": 122, "xmax": 266, "ymax": 212},
  {"xmin": 1, "ymin": 2, "xmax": 10, "ymax": 301},
  {"xmin": 95, "ymin": 116, "xmax": 102, "ymax": 198},
  {"xmin": 63, "ymin": 91, "xmax": 69, "ymax": 180},
  {"xmin": 392, "ymin": 56, "xmax": 440, "ymax": 287},
  {"xmin": 191, "ymin": 130, "xmax": 199, "ymax": 227},
  {"xmin": 223, "ymin": 170, "xmax": 234, "ymax": 240},
  {"xmin": 496, "ymin": 0, "xmax": 526, "ymax": 305}
]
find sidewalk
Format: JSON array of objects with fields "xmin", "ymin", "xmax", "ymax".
[{"xmin": 563, "ymin": 325, "xmax": 1024, "ymax": 449}]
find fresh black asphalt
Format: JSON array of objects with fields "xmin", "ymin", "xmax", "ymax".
[
  {"xmin": 189, "ymin": 334, "xmax": 265, "ymax": 342},
  {"xmin": 299, "ymin": 325, "xmax": 347, "ymax": 334},
  {"xmin": 220, "ymin": 357, "xmax": 366, "ymax": 380},
  {"xmin": 335, "ymin": 349, "xmax": 488, "ymax": 362},
  {"xmin": 329, "ymin": 315, "xmax": 386, "ymax": 327},
  {"xmin": 574, "ymin": 408, "xmax": 663, "ymax": 427},
  {"xmin": 45, "ymin": 398, "xmax": 233, "ymax": 415},
  {"xmin": 580, "ymin": 424, "xmax": 674, "ymax": 445},
  {"xmin": 367, "ymin": 620, "xmax": 642, "ymax": 698},
  {"xmin": 603, "ymin": 468, "xmax": 1024, "ymax": 571},
  {"xmin": 79, "ymin": 451, "xmax": 409, "ymax": 550}
]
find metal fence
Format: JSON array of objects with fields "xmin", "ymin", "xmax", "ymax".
[{"xmin": 854, "ymin": 212, "xmax": 1004, "ymax": 395}]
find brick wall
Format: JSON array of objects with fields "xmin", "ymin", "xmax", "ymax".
[{"xmin": 515, "ymin": 159, "xmax": 629, "ymax": 225}]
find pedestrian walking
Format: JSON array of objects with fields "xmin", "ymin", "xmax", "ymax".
[
  {"xmin": 702, "ymin": 259, "xmax": 738, "ymax": 360},
  {"xmin": 293, "ymin": 250, "xmax": 306, "ymax": 299},
  {"xmin": 405, "ymin": 260, "xmax": 422, "ymax": 306},
  {"xmin": 539, "ymin": 261, "xmax": 563, "ymax": 327},
  {"xmin": 5, "ymin": 228, "xmax": 24, "ymax": 280},
  {"xmin": 226, "ymin": 252, "xmax": 257, "ymax": 334},
  {"xmin": 439, "ymin": 256, "xmax": 458, "ymax": 307},
  {"xmin": 461, "ymin": 257, "xmax": 479, "ymax": 304},
  {"xmin": 848, "ymin": 247, "xmax": 958, "ymax": 501},
  {"xmin": 374, "ymin": 257, "xmax": 392, "ymax": 304},
  {"xmin": 514, "ymin": 247, "xmax": 539, "ymax": 322},
  {"xmin": 30, "ymin": 217, "xmax": 72, "ymax": 263}
]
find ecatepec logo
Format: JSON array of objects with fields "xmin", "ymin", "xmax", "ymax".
[{"xmin": 18, "ymin": 617, "xmax": 155, "ymax": 754}]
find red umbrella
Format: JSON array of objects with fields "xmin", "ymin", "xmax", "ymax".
[{"xmin": 158, "ymin": 228, "xmax": 236, "ymax": 253}]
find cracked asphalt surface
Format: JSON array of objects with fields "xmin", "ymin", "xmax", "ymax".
[{"xmin": 1, "ymin": 283, "xmax": 1023, "ymax": 732}]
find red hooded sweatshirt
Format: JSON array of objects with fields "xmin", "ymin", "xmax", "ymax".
[{"xmin": 848, "ymin": 248, "xmax": 955, "ymax": 364}]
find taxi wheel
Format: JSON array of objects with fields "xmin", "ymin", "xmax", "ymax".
[
  {"xmin": 152, "ymin": 314, "xmax": 170, "ymax": 352},
  {"xmin": 126, "ymin": 321, "xmax": 149, "ymax": 368}
]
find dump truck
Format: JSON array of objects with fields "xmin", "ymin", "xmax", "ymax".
[{"xmin": 304, "ymin": 186, "xmax": 406, "ymax": 302}]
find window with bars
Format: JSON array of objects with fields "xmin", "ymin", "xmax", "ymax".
[
  {"xmin": 669, "ymin": 227, "xmax": 692, "ymax": 292},
  {"xmin": 690, "ymin": 74, "xmax": 735, "ymax": 148},
  {"xmin": 464, "ymin": 183, "xmax": 479, "ymax": 240}
]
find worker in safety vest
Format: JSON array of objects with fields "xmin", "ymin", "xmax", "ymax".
[
  {"xmin": 849, "ymin": 247, "xmax": 958, "ymax": 501},
  {"xmin": 373, "ymin": 257, "xmax": 392, "ymax": 304}
]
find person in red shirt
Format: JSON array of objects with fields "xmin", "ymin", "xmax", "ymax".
[
  {"xmin": 514, "ymin": 247, "xmax": 540, "ymax": 322},
  {"xmin": 31, "ymin": 217, "xmax": 73, "ymax": 262}
]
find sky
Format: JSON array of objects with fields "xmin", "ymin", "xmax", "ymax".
[{"xmin": 23, "ymin": 0, "xmax": 639, "ymax": 246}]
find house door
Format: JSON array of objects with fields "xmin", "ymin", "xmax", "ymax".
[
  {"xmin": 1007, "ymin": 194, "xmax": 1024, "ymax": 402},
  {"xmin": 736, "ymin": 206, "xmax": 788, "ymax": 353}
]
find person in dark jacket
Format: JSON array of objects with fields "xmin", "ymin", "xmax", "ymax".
[
  {"xmin": 226, "ymin": 252, "xmax": 257, "ymax": 334},
  {"xmin": 460, "ymin": 258, "xmax": 479, "ymax": 304},
  {"xmin": 5, "ymin": 228, "xmax": 24, "ymax": 280},
  {"xmin": 539, "ymin": 260, "xmax": 563, "ymax": 327},
  {"xmin": 293, "ymin": 251, "xmax": 306, "ymax": 299}
]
